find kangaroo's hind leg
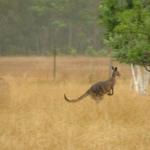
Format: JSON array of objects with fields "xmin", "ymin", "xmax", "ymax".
[{"xmin": 92, "ymin": 94, "xmax": 104, "ymax": 103}]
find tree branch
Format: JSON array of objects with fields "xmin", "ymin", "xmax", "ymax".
[
  {"xmin": 143, "ymin": 64, "xmax": 150, "ymax": 72},
  {"xmin": 142, "ymin": 52, "xmax": 150, "ymax": 72}
]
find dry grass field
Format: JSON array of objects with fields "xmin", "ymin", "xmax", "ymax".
[{"xmin": 0, "ymin": 56, "xmax": 150, "ymax": 150}]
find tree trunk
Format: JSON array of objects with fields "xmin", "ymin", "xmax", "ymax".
[
  {"xmin": 143, "ymin": 68, "xmax": 150, "ymax": 93},
  {"xmin": 108, "ymin": 48, "xmax": 112, "ymax": 78},
  {"xmin": 130, "ymin": 64, "xmax": 150, "ymax": 95},
  {"xmin": 131, "ymin": 64, "xmax": 139, "ymax": 92}
]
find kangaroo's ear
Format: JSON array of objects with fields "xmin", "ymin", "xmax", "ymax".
[
  {"xmin": 115, "ymin": 67, "xmax": 117, "ymax": 70},
  {"xmin": 112, "ymin": 66, "xmax": 115, "ymax": 70}
]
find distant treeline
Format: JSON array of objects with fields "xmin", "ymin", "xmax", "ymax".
[{"xmin": 0, "ymin": 0, "xmax": 104, "ymax": 56}]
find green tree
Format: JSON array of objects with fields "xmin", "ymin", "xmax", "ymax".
[
  {"xmin": 99, "ymin": 0, "xmax": 150, "ymax": 68},
  {"xmin": 99, "ymin": 0, "xmax": 150, "ymax": 94}
]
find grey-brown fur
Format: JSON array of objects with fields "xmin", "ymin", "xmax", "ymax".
[{"xmin": 64, "ymin": 66, "xmax": 120, "ymax": 103}]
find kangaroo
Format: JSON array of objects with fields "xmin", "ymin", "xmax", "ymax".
[{"xmin": 64, "ymin": 66, "xmax": 120, "ymax": 103}]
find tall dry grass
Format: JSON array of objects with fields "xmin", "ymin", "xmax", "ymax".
[{"xmin": 0, "ymin": 56, "xmax": 150, "ymax": 150}]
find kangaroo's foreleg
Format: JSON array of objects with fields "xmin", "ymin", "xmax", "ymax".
[{"xmin": 107, "ymin": 87, "xmax": 114, "ymax": 96}]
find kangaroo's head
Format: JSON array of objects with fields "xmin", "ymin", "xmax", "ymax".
[{"xmin": 111, "ymin": 66, "xmax": 120, "ymax": 78}]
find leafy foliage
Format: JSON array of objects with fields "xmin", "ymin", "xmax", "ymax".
[{"xmin": 99, "ymin": 0, "xmax": 150, "ymax": 66}]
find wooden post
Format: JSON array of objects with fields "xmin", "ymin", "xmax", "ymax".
[
  {"xmin": 108, "ymin": 48, "xmax": 112, "ymax": 77},
  {"xmin": 53, "ymin": 48, "xmax": 56, "ymax": 80},
  {"xmin": 53, "ymin": 27, "xmax": 57, "ymax": 80}
]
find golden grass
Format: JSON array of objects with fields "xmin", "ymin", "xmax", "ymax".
[{"xmin": 0, "ymin": 56, "xmax": 150, "ymax": 150}]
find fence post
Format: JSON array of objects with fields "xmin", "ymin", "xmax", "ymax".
[{"xmin": 53, "ymin": 48, "xmax": 56, "ymax": 80}]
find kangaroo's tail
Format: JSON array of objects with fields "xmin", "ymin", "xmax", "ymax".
[{"xmin": 64, "ymin": 91, "xmax": 89, "ymax": 103}]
